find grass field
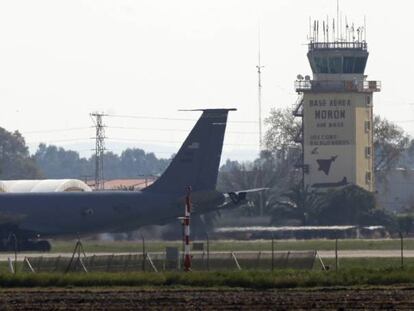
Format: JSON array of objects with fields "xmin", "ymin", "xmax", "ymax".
[
  {"xmin": 50, "ymin": 238, "xmax": 413, "ymax": 253},
  {"xmin": 1, "ymin": 267, "xmax": 414, "ymax": 289},
  {"xmin": 322, "ymin": 257, "xmax": 410, "ymax": 269},
  {"xmin": 1, "ymin": 257, "xmax": 412, "ymax": 274},
  {"xmin": 1, "ymin": 256, "xmax": 413, "ymax": 276}
]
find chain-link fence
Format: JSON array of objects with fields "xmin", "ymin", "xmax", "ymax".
[
  {"xmin": 21, "ymin": 250, "xmax": 320, "ymax": 273},
  {"xmin": 10, "ymin": 235, "xmax": 412, "ymax": 274}
]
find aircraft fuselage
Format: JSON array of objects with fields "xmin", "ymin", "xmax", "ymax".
[{"xmin": 0, "ymin": 191, "xmax": 182, "ymax": 237}]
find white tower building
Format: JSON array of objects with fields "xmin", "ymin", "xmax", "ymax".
[{"xmin": 293, "ymin": 20, "xmax": 380, "ymax": 192}]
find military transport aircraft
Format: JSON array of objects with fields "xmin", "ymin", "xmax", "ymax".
[{"xmin": 0, "ymin": 109, "xmax": 253, "ymax": 251}]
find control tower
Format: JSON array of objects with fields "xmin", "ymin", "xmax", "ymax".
[{"xmin": 293, "ymin": 20, "xmax": 380, "ymax": 192}]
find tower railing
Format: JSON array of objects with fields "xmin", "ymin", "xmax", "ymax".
[
  {"xmin": 295, "ymin": 80, "xmax": 381, "ymax": 93},
  {"xmin": 308, "ymin": 41, "xmax": 367, "ymax": 51}
]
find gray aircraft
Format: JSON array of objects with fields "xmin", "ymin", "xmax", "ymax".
[{"xmin": 0, "ymin": 109, "xmax": 251, "ymax": 251}]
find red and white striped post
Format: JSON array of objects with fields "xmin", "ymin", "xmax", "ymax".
[{"xmin": 183, "ymin": 186, "xmax": 192, "ymax": 272}]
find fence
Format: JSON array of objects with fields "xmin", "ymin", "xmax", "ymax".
[
  {"xmin": 13, "ymin": 235, "xmax": 411, "ymax": 274},
  {"xmin": 21, "ymin": 250, "xmax": 322, "ymax": 273}
]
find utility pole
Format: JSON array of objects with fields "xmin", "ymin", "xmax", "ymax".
[
  {"xmin": 256, "ymin": 27, "xmax": 264, "ymax": 151},
  {"xmin": 91, "ymin": 112, "xmax": 107, "ymax": 191},
  {"xmin": 256, "ymin": 27, "xmax": 265, "ymax": 215}
]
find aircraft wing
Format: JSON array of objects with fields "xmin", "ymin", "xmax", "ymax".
[
  {"xmin": 188, "ymin": 188, "xmax": 268, "ymax": 214},
  {"xmin": 224, "ymin": 187, "xmax": 268, "ymax": 206},
  {"xmin": 227, "ymin": 187, "xmax": 268, "ymax": 203}
]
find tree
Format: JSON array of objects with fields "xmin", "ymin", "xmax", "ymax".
[
  {"xmin": 374, "ymin": 115, "xmax": 410, "ymax": 177},
  {"xmin": 34, "ymin": 144, "xmax": 170, "ymax": 180},
  {"xmin": 264, "ymin": 107, "xmax": 301, "ymax": 158},
  {"xmin": 34, "ymin": 143, "xmax": 91, "ymax": 179},
  {"xmin": 271, "ymin": 184, "xmax": 324, "ymax": 225},
  {"xmin": 271, "ymin": 184, "xmax": 394, "ymax": 227},
  {"xmin": 217, "ymin": 151, "xmax": 288, "ymax": 216},
  {"xmin": 396, "ymin": 214, "xmax": 414, "ymax": 235},
  {"xmin": 219, "ymin": 159, "xmax": 242, "ymax": 173},
  {"xmin": 318, "ymin": 185, "xmax": 390, "ymax": 226},
  {"xmin": 118, "ymin": 148, "xmax": 169, "ymax": 178},
  {"xmin": 263, "ymin": 107, "xmax": 303, "ymax": 186},
  {"xmin": 0, "ymin": 128, "xmax": 41, "ymax": 179}
]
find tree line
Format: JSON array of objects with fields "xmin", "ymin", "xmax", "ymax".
[{"xmin": 0, "ymin": 130, "xmax": 170, "ymax": 181}]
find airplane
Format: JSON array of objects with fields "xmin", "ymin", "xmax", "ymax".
[{"xmin": 0, "ymin": 109, "xmax": 255, "ymax": 251}]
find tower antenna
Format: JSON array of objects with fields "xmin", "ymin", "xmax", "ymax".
[
  {"xmin": 337, "ymin": 0, "xmax": 340, "ymax": 40},
  {"xmin": 91, "ymin": 112, "xmax": 107, "ymax": 190},
  {"xmin": 364, "ymin": 15, "xmax": 367, "ymax": 41},
  {"xmin": 345, "ymin": 17, "xmax": 349, "ymax": 41},
  {"xmin": 256, "ymin": 25, "xmax": 264, "ymax": 151},
  {"xmin": 309, "ymin": 16, "xmax": 312, "ymax": 41},
  {"xmin": 317, "ymin": 20, "xmax": 320, "ymax": 41},
  {"xmin": 323, "ymin": 20, "xmax": 325, "ymax": 42},
  {"xmin": 326, "ymin": 16, "xmax": 329, "ymax": 42}
]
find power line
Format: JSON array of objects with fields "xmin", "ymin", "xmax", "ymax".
[
  {"xmin": 107, "ymin": 126, "xmax": 259, "ymax": 135},
  {"xmin": 105, "ymin": 113, "xmax": 258, "ymax": 124},
  {"xmin": 26, "ymin": 137, "xmax": 258, "ymax": 147},
  {"xmin": 23, "ymin": 125, "xmax": 259, "ymax": 136},
  {"xmin": 24, "ymin": 127, "xmax": 91, "ymax": 134},
  {"xmin": 106, "ymin": 114, "xmax": 194, "ymax": 121},
  {"xmin": 28, "ymin": 138, "xmax": 91, "ymax": 143},
  {"xmin": 106, "ymin": 137, "xmax": 258, "ymax": 146}
]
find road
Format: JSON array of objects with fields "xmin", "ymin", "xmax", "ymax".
[{"xmin": 0, "ymin": 250, "xmax": 411, "ymax": 262}]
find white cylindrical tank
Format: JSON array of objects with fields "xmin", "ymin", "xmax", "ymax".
[{"xmin": 0, "ymin": 179, "xmax": 92, "ymax": 192}]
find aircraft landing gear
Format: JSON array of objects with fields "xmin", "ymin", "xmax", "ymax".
[
  {"xmin": 0, "ymin": 229, "xmax": 51, "ymax": 252},
  {"xmin": 0, "ymin": 238, "xmax": 51, "ymax": 252},
  {"xmin": 19, "ymin": 239, "xmax": 51, "ymax": 252}
]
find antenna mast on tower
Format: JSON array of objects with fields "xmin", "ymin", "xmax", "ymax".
[
  {"xmin": 91, "ymin": 112, "xmax": 107, "ymax": 191},
  {"xmin": 256, "ymin": 27, "xmax": 264, "ymax": 151}
]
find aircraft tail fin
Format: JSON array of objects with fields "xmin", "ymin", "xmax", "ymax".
[{"xmin": 145, "ymin": 109, "xmax": 235, "ymax": 194}]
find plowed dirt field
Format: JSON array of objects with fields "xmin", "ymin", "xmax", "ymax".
[{"xmin": 0, "ymin": 288, "xmax": 413, "ymax": 310}]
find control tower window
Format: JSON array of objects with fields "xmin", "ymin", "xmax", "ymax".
[
  {"xmin": 312, "ymin": 55, "xmax": 367, "ymax": 74},
  {"xmin": 366, "ymin": 95, "xmax": 371, "ymax": 106},
  {"xmin": 365, "ymin": 171, "xmax": 372, "ymax": 184},
  {"xmin": 343, "ymin": 57, "xmax": 355, "ymax": 73},
  {"xmin": 314, "ymin": 57, "xmax": 328, "ymax": 73},
  {"xmin": 343, "ymin": 56, "xmax": 367, "ymax": 73},
  {"xmin": 354, "ymin": 57, "xmax": 367, "ymax": 73},
  {"xmin": 329, "ymin": 57, "xmax": 342, "ymax": 73}
]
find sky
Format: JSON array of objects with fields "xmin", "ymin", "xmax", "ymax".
[{"xmin": 0, "ymin": 0, "xmax": 413, "ymax": 162}]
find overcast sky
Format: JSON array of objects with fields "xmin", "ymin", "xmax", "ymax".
[{"xmin": 0, "ymin": 0, "xmax": 412, "ymax": 161}]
